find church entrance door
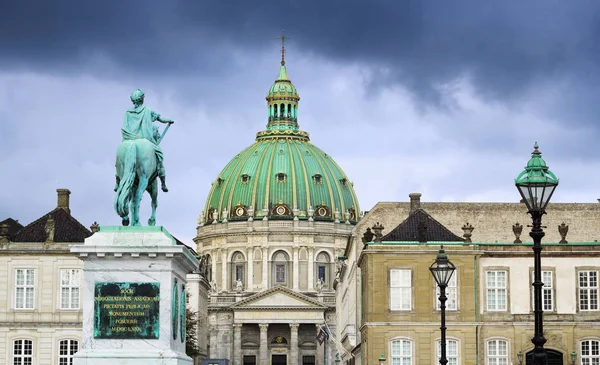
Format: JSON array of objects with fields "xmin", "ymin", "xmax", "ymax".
[{"xmin": 272, "ymin": 354, "xmax": 287, "ymax": 365}]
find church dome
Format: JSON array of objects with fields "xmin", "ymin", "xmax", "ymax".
[{"xmin": 202, "ymin": 59, "xmax": 360, "ymax": 224}]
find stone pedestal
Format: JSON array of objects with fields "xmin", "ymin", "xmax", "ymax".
[{"xmin": 71, "ymin": 226, "xmax": 198, "ymax": 365}]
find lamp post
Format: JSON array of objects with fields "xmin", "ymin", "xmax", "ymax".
[
  {"xmin": 430, "ymin": 246, "xmax": 456, "ymax": 365},
  {"xmin": 517, "ymin": 351, "xmax": 524, "ymax": 365},
  {"xmin": 570, "ymin": 351, "xmax": 577, "ymax": 365},
  {"xmin": 515, "ymin": 143, "xmax": 559, "ymax": 365},
  {"xmin": 378, "ymin": 353, "xmax": 386, "ymax": 365}
]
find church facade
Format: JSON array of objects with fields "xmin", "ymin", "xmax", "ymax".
[{"xmin": 193, "ymin": 53, "xmax": 360, "ymax": 365}]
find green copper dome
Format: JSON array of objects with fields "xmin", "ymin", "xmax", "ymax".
[{"xmin": 203, "ymin": 61, "xmax": 360, "ymax": 223}]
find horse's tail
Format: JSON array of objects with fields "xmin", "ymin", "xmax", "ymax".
[{"xmin": 114, "ymin": 142, "xmax": 137, "ymax": 217}]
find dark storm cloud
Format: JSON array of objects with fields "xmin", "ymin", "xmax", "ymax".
[{"xmin": 2, "ymin": 0, "xmax": 599, "ymax": 104}]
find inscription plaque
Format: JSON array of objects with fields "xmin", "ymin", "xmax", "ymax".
[{"xmin": 94, "ymin": 282, "xmax": 160, "ymax": 339}]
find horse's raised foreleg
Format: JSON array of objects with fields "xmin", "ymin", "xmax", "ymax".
[
  {"xmin": 132, "ymin": 174, "xmax": 148, "ymax": 226},
  {"xmin": 147, "ymin": 178, "xmax": 158, "ymax": 226}
]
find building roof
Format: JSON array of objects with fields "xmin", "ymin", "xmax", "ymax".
[
  {"xmin": 11, "ymin": 207, "xmax": 92, "ymax": 243},
  {"xmin": 381, "ymin": 208, "xmax": 464, "ymax": 242},
  {"xmin": 0, "ymin": 218, "xmax": 24, "ymax": 238},
  {"xmin": 202, "ymin": 58, "xmax": 360, "ymax": 224}
]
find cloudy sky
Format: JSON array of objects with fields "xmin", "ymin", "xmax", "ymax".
[{"xmin": 1, "ymin": 1, "xmax": 599, "ymax": 244}]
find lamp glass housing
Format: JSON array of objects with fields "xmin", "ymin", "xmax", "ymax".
[
  {"xmin": 515, "ymin": 143, "xmax": 559, "ymax": 213},
  {"xmin": 429, "ymin": 248, "xmax": 456, "ymax": 287}
]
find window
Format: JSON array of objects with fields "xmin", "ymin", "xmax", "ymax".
[
  {"xmin": 12, "ymin": 339, "xmax": 33, "ymax": 365},
  {"xmin": 58, "ymin": 339, "xmax": 78, "ymax": 365},
  {"xmin": 15, "ymin": 269, "xmax": 35, "ymax": 309},
  {"xmin": 436, "ymin": 273, "xmax": 457, "ymax": 311},
  {"xmin": 579, "ymin": 270, "xmax": 599, "ymax": 311},
  {"xmin": 390, "ymin": 339, "xmax": 412, "ymax": 365},
  {"xmin": 390, "ymin": 269, "xmax": 411, "ymax": 311},
  {"xmin": 531, "ymin": 270, "xmax": 553, "ymax": 311},
  {"xmin": 230, "ymin": 252, "xmax": 245, "ymax": 290},
  {"xmin": 316, "ymin": 252, "xmax": 330, "ymax": 288},
  {"xmin": 437, "ymin": 340, "xmax": 458, "ymax": 365},
  {"xmin": 486, "ymin": 271, "xmax": 507, "ymax": 311},
  {"xmin": 276, "ymin": 265, "xmax": 285, "ymax": 282},
  {"xmin": 60, "ymin": 269, "xmax": 80, "ymax": 309},
  {"xmin": 486, "ymin": 339, "xmax": 508, "ymax": 365},
  {"xmin": 272, "ymin": 251, "xmax": 289, "ymax": 286},
  {"xmin": 581, "ymin": 340, "xmax": 600, "ymax": 364}
]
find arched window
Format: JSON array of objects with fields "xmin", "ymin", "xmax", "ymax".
[
  {"xmin": 280, "ymin": 103, "xmax": 285, "ymax": 118},
  {"xmin": 287, "ymin": 103, "xmax": 292, "ymax": 118},
  {"xmin": 58, "ymin": 339, "xmax": 79, "ymax": 365},
  {"xmin": 486, "ymin": 339, "xmax": 508, "ymax": 365},
  {"xmin": 437, "ymin": 339, "xmax": 459, "ymax": 365},
  {"xmin": 581, "ymin": 339, "xmax": 600, "ymax": 364},
  {"xmin": 390, "ymin": 338, "xmax": 412, "ymax": 364},
  {"xmin": 272, "ymin": 250, "xmax": 290, "ymax": 287},
  {"xmin": 12, "ymin": 339, "xmax": 33, "ymax": 365},
  {"xmin": 315, "ymin": 252, "xmax": 331, "ymax": 289},
  {"xmin": 230, "ymin": 251, "xmax": 246, "ymax": 291},
  {"xmin": 273, "ymin": 104, "xmax": 278, "ymax": 119}
]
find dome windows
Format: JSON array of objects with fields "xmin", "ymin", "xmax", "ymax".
[
  {"xmin": 276, "ymin": 172, "xmax": 287, "ymax": 183},
  {"xmin": 339, "ymin": 178, "xmax": 348, "ymax": 187},
  {"xmin": 315, "ymin": 204, "xmax": 330, "ymax": 218},
  {"xmin": 272, "ymin": 203, "xmax": 291, "ymax": 216},
  {"xmin": 312, "ymin": 174, "xmax": 323, "ymax": 184},
  {"xmin": 232, "ymin": 204, "xmax": 247, "ymax": 218},
  {"xmin": 241, "ymin": 174, "xmax": 250, "ymax": 184}
]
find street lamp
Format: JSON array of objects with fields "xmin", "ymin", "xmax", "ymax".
[
  {"xmin": 378, "ymin": 353, "xmax": 386, "ymax": 365},
  {"xmin": 570, "ymin": 351, "xmax": 577, "ymax": 365},
  {"xmin": 515, "ymin": 142, "xmax": 559, "ymax": 365},
  {"xmin": 517, "ymin": 351, "xmax": 524, "ymax": 365},
  {"xmin": 430, "ymin": 246, "xmax": 456, "ymax": 365}
]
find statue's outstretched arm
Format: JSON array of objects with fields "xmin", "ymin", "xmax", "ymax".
[{"xmin": 157, "ymin": 115, "xmax": 174, "ymax": 124}]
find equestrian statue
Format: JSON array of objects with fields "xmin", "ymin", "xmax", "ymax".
[{"xmin": 114, "ymin": 89, "xmax": 174, "ymax": 226}]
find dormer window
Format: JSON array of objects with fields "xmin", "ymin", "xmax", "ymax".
[
  {"xmin": 339, "ymin": 178, "xmax": 347, "ymax": 186},
  {"xmin": 276, "ymin": 172, "xmax": 287, "ymax": 183},
  {"xmin": 312, "ymin": 174, "xmax": 323, "ymax": 184},
  {"xmin": 241, "ymin": 174, "xmax": 250, "ymax": 184},
  {"xmin": 216, "ymin": 178, "xmax": 224, "ymax": 186}
]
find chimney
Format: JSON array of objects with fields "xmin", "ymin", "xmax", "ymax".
[
  {"xmin": 57, "ymin": 189, "xmax": 71, "ymax": 215},
  {"xmin": 409, "ymin": 193, "xmax": 422, "ymax": 213}
]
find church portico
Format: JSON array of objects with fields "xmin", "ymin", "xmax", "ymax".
[{"xmin": 207, "ymin": 286, "xmax": 334, "ymax": 365}]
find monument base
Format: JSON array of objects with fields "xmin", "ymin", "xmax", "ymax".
[{"xmin": 71, "ymin": 226, "xmax": 197, "ymax": 365}]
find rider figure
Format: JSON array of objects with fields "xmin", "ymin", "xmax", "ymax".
[{"xmin": 120, "ymin": 89, "xmax": 173, "ymax": 192}]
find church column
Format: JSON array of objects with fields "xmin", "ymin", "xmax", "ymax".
[
  {"xmin": 259, "ymin": 324, "xmax": 269, "ymax": 365},
  {"xmin": 289, "ymin": 323, "xmax": 299, "ymax": 365},
  {"xmin": 221, "ymin": 250, "xmax": 228, "ymax": 291},
  {"xmin": 262, "ymin": 247, "xmax": 269, "ymax": 289},
  {"xmin": 292, "ymin": 247, "xmax": 299, "ymax": 290},
  {"xmin": 308, "ymin": 247, "xmax": 315, "ymax": 291},
  {"xmin": 233, "ymin": 323, "xmax": 242, "ymax": 365},
  {"xmin": 247, "ymin": 247, "xmax": 253, "ymax": 291}
]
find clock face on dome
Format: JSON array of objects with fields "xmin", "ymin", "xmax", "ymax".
[
  {"xmin": 276, "ymin": 206, "xmax": 286, "ymax": 215},
  {"xmin": 236, "ymin": 207, "xmax": 246, "ymax": 216}
]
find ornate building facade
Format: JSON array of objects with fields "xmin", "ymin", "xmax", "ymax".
[
  {"xmin": 337, "ymin": 193, "xmax": 600, "ymax": 365},
  {"xmin": 194, "ymin": 54, "xmax": 360, "ymax": 365},
  {"xmin": 0, "ymin": 189, "xmax": 91, "ymax": 365}
]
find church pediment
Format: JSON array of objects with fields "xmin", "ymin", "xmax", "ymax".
[{"xmin": 231, "ymin": 286, "xmax": 327, "ymax": 310}]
